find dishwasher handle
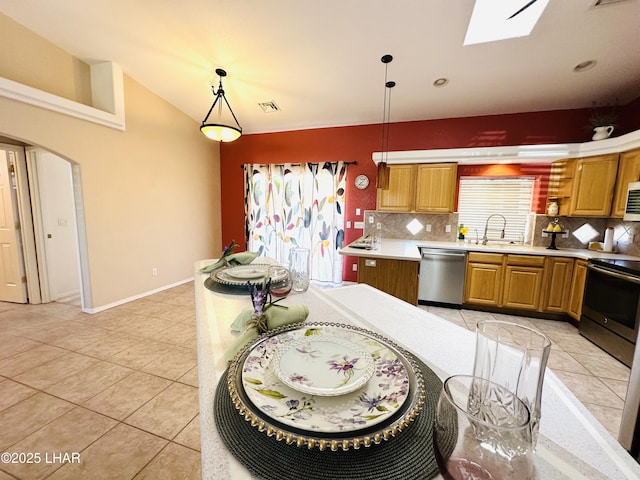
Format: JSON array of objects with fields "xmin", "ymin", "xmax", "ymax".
[{"xmin": 421, "ymin": 250, "xmax": 467, "ymax": 259}]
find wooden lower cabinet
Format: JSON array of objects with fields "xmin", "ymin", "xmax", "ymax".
[
  {"xmin": 357, "ymin": 257, "xmax": 419, "ymax": 305},
  {"xmin": 541, "ymin": 257, "xmax": 574, "ymax": 313},
  {"xmin": 465, "ymin": 253, "xmax": 575, "ymax": 313},
  {"xmin": 464, "ymin": 253, "xmax": 504, "ymax": 306},
  {"xmin": 567, "ymin": 259, "xmax": 588, "ymax": 320},
  {"xmin": 502, "ymin": 255, "xmax": 545, "ymax": 310}
]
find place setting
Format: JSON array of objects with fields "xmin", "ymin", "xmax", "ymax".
[
  {"xmin": 207, "ymin": 252, "xmax": 452, "ymax": 479},
  {"xmin": 207, "ymin": 242, "xmax": 551, "ymax": 480}
]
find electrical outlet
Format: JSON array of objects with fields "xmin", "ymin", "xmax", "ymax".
[
  {"xmin": 346, "ymin": 221, "xmax": 351, "ymax": 228},
  {"xmin": 368, "ymin": 215, "xmax": 375, "ymax": 224},
  {"xmin": 152, "ymin": 267, "xmax": 158, "ymax": 276},
  {"xmin": 355, "ymin": 208, "xmax": 361, "ymax": 216},
  {"xmin": 352, "ymin": 263, "xmax": 358, "ymax": 272},
  {"xmin": 426, "ymin": 224, "xmax": 432, "ymax": 232},
  {"xmin": 354, "ymin": 221, "xmax": 365, "ymax": 229},
  {"xmin": 445, "ymin": 225, "xmax": 451, "ymax": 233},
  {"xmin": 376, "ymin": 222, "xmax": 381, "ymax": 230}
]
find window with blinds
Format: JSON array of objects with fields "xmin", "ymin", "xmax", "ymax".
[{"xmin": 457, "ymin": 177, "xmax": 534, "ymax": 243}]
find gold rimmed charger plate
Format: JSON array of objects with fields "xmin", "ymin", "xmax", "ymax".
[{"xmin": 226, "ymin": 322, "xmax": 426, "ymax": 452}]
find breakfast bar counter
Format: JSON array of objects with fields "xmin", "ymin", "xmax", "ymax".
[{"xmin": 195, "ymin": 260, "xmax": 640, "ymax": 479}]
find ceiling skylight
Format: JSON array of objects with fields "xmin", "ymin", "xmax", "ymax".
[{"xmin": 464, "ymin": 0, "xmax": 550, "ymax": 46}]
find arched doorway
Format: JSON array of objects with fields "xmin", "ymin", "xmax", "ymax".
[{"xmin": 0, "ymin": 138, "xmax": 88, "ymax": 309}]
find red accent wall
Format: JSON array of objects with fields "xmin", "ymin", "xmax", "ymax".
[{"xmin": 220, "ymin": 106, "xmax": 637, "ymax": 282}]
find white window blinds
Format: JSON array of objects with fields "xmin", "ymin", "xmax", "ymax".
[{"xmin": 457, "ymin": 177, "xmax": 534, "ymax": 243}]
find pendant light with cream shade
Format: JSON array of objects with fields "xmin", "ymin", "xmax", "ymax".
[{"xmin": 200, "ymin": 68, "xmax": 242, "ymax": 142}]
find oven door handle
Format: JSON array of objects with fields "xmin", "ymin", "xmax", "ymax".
[{"xmin": 587, "ymin": 263, "xmax": 640, "ymax": 284}]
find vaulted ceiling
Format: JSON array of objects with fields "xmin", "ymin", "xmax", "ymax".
[{"xmin": 1, "ymin": 0, "xmax": 639, "ymax": 135}]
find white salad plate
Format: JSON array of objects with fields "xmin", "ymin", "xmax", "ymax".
[
  {"xmin": 273, "ymin": 336, "xmax": 375, "ymax": 396},
  {"xmin": 225, "ymin": 265, "xmax": 269, "ymax": 280}
]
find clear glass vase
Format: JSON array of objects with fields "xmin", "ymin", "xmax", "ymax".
[
  {"xmin": 289, "ymin": 247, "xmax": 310, "ymax": 292},
  {"xmin": 473, "ymin": 320, "xmax": 551, "ymax": 448}
]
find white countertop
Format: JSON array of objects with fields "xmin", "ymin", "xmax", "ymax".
[
  {"xmin": 195, "ymin": 260, "xmax": 640, "ymax": 480},
  {"xmin": 340, "ymin": 238, "xmax": 640, "ymax": 262}
]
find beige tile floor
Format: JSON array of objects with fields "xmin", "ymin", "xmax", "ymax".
[
  {"xmin": 0, "ymin": 283, "xmax": 200, "ymax": 480},
  {"xmin": 0, "ymin": 282, "xmax": 630, "ymax": 479}
]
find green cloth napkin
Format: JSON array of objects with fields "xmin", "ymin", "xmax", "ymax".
[
  {"xmin": 225, "ymin": 304, "xmax": 309, "ymax": 363},
  {"xmin": 199, "ymin": 251, "xmax": 259, "ymax": 273}
]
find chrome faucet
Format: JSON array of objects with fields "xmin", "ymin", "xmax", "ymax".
[{"xmin": 481, "ymin": 214, "xmax": 507, "ymax": 245}]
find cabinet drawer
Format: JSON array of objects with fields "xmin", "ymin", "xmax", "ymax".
[
  {"xmin": 468, "ymin": 252, "xmax": 503, "ymax": 264},
  {"xmin": 507, "ymin": 254, "xmax": 545, "ymax": 267}
]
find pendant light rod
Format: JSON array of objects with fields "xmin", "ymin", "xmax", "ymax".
[
  {"xmin": 380, "ymin": 55, "xmax": 396, "ymax": 164},
  {"xmin": 377, "ymin": 54, "xmax": 394, "ymax": 189}
]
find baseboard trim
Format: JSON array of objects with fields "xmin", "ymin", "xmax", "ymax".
[{"xmin": 82, "ymin": 277, "xmax": 194, "ymax": 314}]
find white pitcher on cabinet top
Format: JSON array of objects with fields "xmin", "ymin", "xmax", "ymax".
[{"xmin": 592, "ymin": 125, "xmax": 614, "ymax": 141}]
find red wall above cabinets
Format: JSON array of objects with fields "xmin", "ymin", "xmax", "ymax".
[{"xmin": 219, "ymin": 107, "xmax": 600, "ymax": 281}]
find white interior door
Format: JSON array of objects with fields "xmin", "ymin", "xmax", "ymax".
[
  {"xmin": 27, "ymin": 149, "xmax": 80, "ymax": 302},
  {"xmin": 0, "ymin": 149, "xmax": 27, "ymax": 303}
]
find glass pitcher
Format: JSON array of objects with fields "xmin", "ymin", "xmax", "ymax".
[{"xmin": 289, "ymin": 247, "xmax": 310, "ymax": 292}]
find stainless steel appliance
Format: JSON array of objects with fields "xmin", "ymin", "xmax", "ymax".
[
  {"xmin": 579, "ymin": 259, "xmax": 640, "ymax": 367},
  {"xmin": 578, "ymin": 258, "xmax": 640, "ymax": 459},
  {"xmin": 418, "ymin": 248, "xmax": 466, "ymax": 306},
  {"xmin": 623, "ymin": 181, "xmax": 640, "ymax": 222}
]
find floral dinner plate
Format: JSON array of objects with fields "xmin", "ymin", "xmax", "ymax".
[
  {"xmin": 239, "ymin": 325, "xmax": 411, "ymax": 434},
  {"xmin": 273, "ymin": 336, "xmax": 375, "ymax": 396}
]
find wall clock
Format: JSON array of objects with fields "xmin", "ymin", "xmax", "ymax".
[{"xmin": 354, "ymin": 174, "xmax": 370, "ymax": 190}]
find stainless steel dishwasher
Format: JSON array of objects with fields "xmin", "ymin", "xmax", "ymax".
[{"xmin": 418, "ymin": 248, "xmax": 466, "ymax": 306}]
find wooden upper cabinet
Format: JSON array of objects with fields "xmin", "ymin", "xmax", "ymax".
[
  {"xmin": 377, "ymin": 164, "xmax": 416, "ymax": 211},
  {"xmin": 415, "ymin": 163, "xmax": 457, "ymax": 213},
  {"xmin": 612, "ymin": 149, "xmax": 640, "ymax": 218},
  {"xmin": 547, "ymin": 159, "xmax": 576, "ymax": 216},
  {"xmin": 378, "ymin": 163, "xmax": 457, "ymax": 213},
  {"xmin": 569, "ymin": 154, "xmax": 619, "ymax": 217}
]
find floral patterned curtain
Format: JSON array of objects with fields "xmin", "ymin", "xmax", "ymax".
[{"xmin": 244, "ymin": 162, "xmax": 347, "ymax": 284}]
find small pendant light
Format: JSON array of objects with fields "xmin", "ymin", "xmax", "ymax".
[
  {"xmin": 200, "ymin": 68, "xmax": 242, "ymax": 142},
  {"xmin": 377, "ymin": 55, "xmax": 395, "ymax": 190}
]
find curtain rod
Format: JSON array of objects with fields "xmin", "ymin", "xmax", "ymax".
[{"xmin": 241, "ymin": 161, "xmax": 357, "ymax": 169}]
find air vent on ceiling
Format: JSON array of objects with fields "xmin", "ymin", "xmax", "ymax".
[
  {"xmin": 593, "ymin": 0, "xmax": 628, "ymax": 6},
  {"xmin": 258, "ymin": 101, "xmax": 281, "ymax": 113}
]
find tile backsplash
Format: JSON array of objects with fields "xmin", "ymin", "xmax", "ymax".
[
  {"xmin": 363, "ymin": 210, "xmax": 640, "ymax": 256},
  {"xmin": 363, "ymin": 211, "xmax": 459, "ymax": 241},
  {"xmin": 532, "ymin": 215, "xmax": 640, "ymax": 256}
]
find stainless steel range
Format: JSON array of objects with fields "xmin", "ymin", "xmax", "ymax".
[
  {"xmin": 579, "ymin": 258, "xmax": 640, "ymax": 367},
  {"xmin": 579, "ymin": 258, "xmax": 640, "ymax": 459}
]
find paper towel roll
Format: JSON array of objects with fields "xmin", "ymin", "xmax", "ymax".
[{"xmin": 604, "ymin": 227, "xmax": 614, "ymax": 252}]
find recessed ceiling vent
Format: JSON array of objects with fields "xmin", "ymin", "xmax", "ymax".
[
  {"xmin": 258, "ymin": 101, "xmax": 281, "ymax": 113},
  {"xmin": 593, "ymin": 0, "xmax": 629, "ymax": 6}
]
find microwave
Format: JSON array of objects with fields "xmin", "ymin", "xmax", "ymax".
[{"xmin": 624, "ymin": 181, "xmax": 640, "ymax": 221}]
